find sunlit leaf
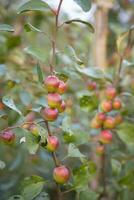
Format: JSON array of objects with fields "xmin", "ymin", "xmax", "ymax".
[
  {"xmin": 17, "ymin": 0, "xmax": 51, "ymax": 14},
  {"xmin": 2, "ymin": 96, "xmax": 22, "ymax": 115},
  {"xmin": 73, "ymin": 0, "xmax": 91, "ymax": 12}
]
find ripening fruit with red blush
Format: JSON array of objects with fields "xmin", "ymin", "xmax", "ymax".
[
  {"xmin": 46, "ymin": 135, "xmax": 59, "ymax": 152},
  {"xmin": 57, "ymin": 80, "xmax": 67, "ymax": 95},
  {"xmin": 0, "ymin": 130, "xmax": 15, "ymax": 144},
  {"xmin": 96, "ymin": 112, "xmax": 106, "ymax": 123},
  {"xmin": 115, "ymin": 114, "xmax": 123, "ymax": 126},
  {"xmin": 87, "ymin": 80, "xmax": 97, "ymax": 91},
  {"xmin": 58, "ymin": 100, "xmax": 66, "ymax": 113},
  {"xmin": 96, "ymin": 145, "xmax": 105, "ymax": 155},
  {"xmin": 99, "ymin": 130, "xmax": 112, "ymax": 144},
  {"xmin": 100, "ymin": 100, "xmax": 112, "ymax": 112},
  {"xmin": 44, "ymin": 75, "xmax": 60, "ymax": 93},
  {"xmin": 105, "ymin": 86, "xmax": 117, "ymax": 100},
  {"xmin": 29, "ymin": 124, "xmax": 39, "ymax": 137},
  {"xmin": 41, "ymin": 107, "xmax": 58, "ymax": 122},
  {"xmin": 113, "ymin": 99, "xmax": 122, "ymax": 110},
  {"xmin": 47, "ymin": 93, "xmax": 62, "ymax": 108},
  {"xmin": 91, "ymin": 117, "xmax": 102, "ymax": 129},
  {"xmin": 53, "ymin": 165, "xmax": 70, "ymax": 184},
  {"xmin": 103, "ymin": 116, "xmax": 116, "ymax": 129}
]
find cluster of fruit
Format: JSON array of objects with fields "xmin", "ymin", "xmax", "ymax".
[
  {"xmin": 41, "ymin": 75, "xmax": 67, "ymax": 121},
  {"xmin": 40, "ymin": 75, "xmax": 70, "ymax": 184},
  {"xmin": 90, "ymin": 85, "xmax": 123, "ymax": 155}
]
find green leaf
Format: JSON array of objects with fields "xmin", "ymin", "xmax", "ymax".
[
  {"xmin": 67, "ymin": 143, "xmax": 85, "ymax": 158},
  {"xmin": 37, "ymin": 63, "xmax": 44, "ymax": 84},
  {"xmin": 65, "ymin": 46, "xmax": 84, "ymax": 65},
  {"xmin": 21, "ymin": 182, "xmax": 45, "ymax": 200},
  {"xmin": 75, "ymin": 66, "xmax": 105, "ymax": 79},
  {"xmin": 65, "ymin": 19, "xmax": 94, "ymax": 33},
  {"xmin": 36, "ymin": 125, "xmax": 47, "ymax": 143},
  {"xmin": 25, "ymin": 131, "xmax": 39, "ymax": 154},
  {"xmin": 55, "ymin": 72, "xmax": 69, "ymax": 82},
  {"xmin": 73, "ymin": 0, "xmax": 91, "ymax": 12},
  {"xmin": 24, "ymin": 23, "xmax": 42, "ymax": 33},
  {"xmin": 0, "ymin": 24, "xmax": 14, "ymax": 32},
  {"xmin": 24, "ymin": 46, "xmax": 46, "ymax": 63},
  {"xmin": 2, "ymin": 96, "xmax": 22, "ymax": 115},
  {"xmin": 17, "ymin": 0, "xmax": 51, "ymax": 14},
  {"xmin": 117, "ymin": 122, "xmax": 134, "ymax": 145},
  {"xmin": 79, "ymin": 189, "xmax": 99, "ymax": 200},
  {"xmin": 8, "ymin": 195, "xmax": 24, "ymax": 200},
  {"xmin": 79, "ymin": 95, "xmax": 98, "ymax": 111}
]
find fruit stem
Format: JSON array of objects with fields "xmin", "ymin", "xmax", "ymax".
[
  {"xmin": 50, "ymin": 0, "xmax": 64, "ymax": 74},
  {"xmin": 44, "ymin": 121, "xmax": 62, "ymax": 199}
]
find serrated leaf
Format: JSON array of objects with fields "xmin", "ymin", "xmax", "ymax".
[
  {"xmin": 17, "ymin": 0, "xmax": 51, "ymax": 14},
  {"xmin": 2, "ymin": 96, "xmax": 22, "ymax": 115},
  {"xmin": 65, "ymin": 46, "xmax": 84, "ymax": 65},
  {"xmin": 24, "ymin": 46, "xmax": 46, "ymax": 63},
  {"xmin": 65, "ymin": 19, "xmax": 94, "ymax": 33},
  {"xmin": 37, "ymin": 63, "xmax": 44, "ymax": 84},
  {"xmin": 68, "ymin": 143, "xmax": 85, "ymax": 158},
  {"xmin": 73, "ymin": 0, "xmax": 91, "ymax": 12},
  {"xmin": 0, "ymin": 24, "xmax": 14, "ymax": 32},
  {"xmin": 24, "ymin": 23, "xmax": 42, "ymax": 33}
]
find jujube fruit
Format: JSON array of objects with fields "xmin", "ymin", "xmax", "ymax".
[
  {"xmin": 100, "ymin": 100, "xmax": 112, "ymax": 112},
  {"xmin": 0, "ymin": 130, "xmax": 15, "ymax": 144},
  {"xmin": 46, "ymin": 135, "xmax": 59, "ymax": 152},
  {"xmin": 44, "ymin": 75, "xmax": 60, "ymax": 93},
  {"xmin": 99, "ymin": 130, "xmax": 113, "ymax": 144},
  {"xmin": 113, "ymin": 99, "xmax": 122, "ymax": 110},
  {"xmin": 105, "ymin": 86, "xmax": 116, "ymax": 100},
  {"xmin": 47, "ymin": 93, "xmax": 62, "ymax": 108},
  {"xmin": 53, "ymin": 165, "xmax": 70, "ymax": 184},
  {"xmin": 57, "ymin": 80, "xmax": 67, "ymax": 95},
  {"xmin": 41, "ymin": 107, "xmax": 58, "ymax": 122},
  {"xmin": 57, "ymin": 100, "xmax": 66, "ymax": 113},
  {"xmin": 103, "ymin": 116, "xmax": 116, "ymax": 129}
]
